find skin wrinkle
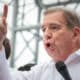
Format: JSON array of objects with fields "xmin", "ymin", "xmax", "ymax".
[{"xmin": 42, "ymin": 10, "xmax": 80, "ymax": 62}]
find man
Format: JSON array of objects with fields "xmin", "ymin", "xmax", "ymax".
[{"xmin": 0, "ymin": 5, "xmax": 80, "ymax": 80}]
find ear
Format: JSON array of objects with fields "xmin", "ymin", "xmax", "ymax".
[
  {"xmin": 73, "ymin": 27, "xmax": 80, "ymax": 47},
  {"xmin": 73, "ymin": 27, "xmax": 80, "ymax": 37},
  {"xmin": 72, "ymin": 27, "xmax": 80, "ymax": 45},
  {"xmin": 72, "ymin": 27, "xmax": 80, "ymax": 47}
]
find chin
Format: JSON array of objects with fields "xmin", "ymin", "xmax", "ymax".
[{"xmin": 52, "ymin": 56, "xmax": 66, "ymax": 62}]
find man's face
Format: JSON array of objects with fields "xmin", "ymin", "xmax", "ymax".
[{"xmin": 42, "ymin": 12, "xmax": 75, "ymax": 62}]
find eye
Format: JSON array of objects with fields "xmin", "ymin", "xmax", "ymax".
[
  {"xmin": 41, "ymin": 25, "xmax": 46, "ymax": 32},
  {"xmin": 49, "ymin": 24, "xmax": 61, "ymax": 31}
]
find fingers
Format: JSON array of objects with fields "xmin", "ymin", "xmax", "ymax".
[
  {"xmin": 2, "ymin": 4, "xmax": 8, "ymax": 26},
  {"xmin": 0, "ymin": 18, "xmax": 7, "ymax": 34},
  {"xmin": 0, "ymin": 4, "xmax": 8, "ymax": 34},
  {"xmin": 0, "ymin": 4, "xmax": 8, "ymax": 50},
  {"xmin": 3, "ymin": 4, "xmax": 8, "ymax": 19},
  {"xmin": 0, "ymin": 20, "xmax": 7, "ymax": 47}
]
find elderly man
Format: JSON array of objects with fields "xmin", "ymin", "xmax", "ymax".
[{"xmin": 0, "ymin": 5, "xmax": 80, "ymax": 80}]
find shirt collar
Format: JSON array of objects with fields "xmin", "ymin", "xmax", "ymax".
[{"xmin": 65, "ymin": 49, "xmax": 80, "ymax": 65}]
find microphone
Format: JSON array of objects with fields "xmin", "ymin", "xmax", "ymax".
[{"xmin": 55, "ymin": 61, "xmax": 72, "ymax": 80}]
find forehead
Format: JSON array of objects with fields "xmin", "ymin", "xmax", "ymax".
[{"xmin": 43, "ymin": 11, "xmax": 66, "ymax": 25}]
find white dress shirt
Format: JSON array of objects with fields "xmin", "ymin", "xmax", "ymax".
[
  {"xmin": 0, "ymin": 47, "xmax": 11, "ymax": 80},
  {"xmin": 0, "ymin": 47, "xmax": 80, "ymax": 80}
]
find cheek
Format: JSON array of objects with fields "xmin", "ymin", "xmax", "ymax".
[{"xmin": 54, "ymin": 33, "xmax": 73, "ymax": 50}]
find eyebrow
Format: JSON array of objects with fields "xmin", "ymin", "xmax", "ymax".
[
  {"xmin": 49, "ymin": 23, "xmax": 61, "ymax": 27},
  {"xmin": 41, "ymin": 23, "xmax": 61, "ymax": 29}
]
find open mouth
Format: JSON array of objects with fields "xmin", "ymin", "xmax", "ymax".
[
  {"xmin": 46, "ymin": 43, "xmax": 51, "ymax": 48},
  {"xmin": 46, "ymin": 43, "xmax": 51, "ymax": 47},
  {"xmin": 45, "ymin": 42, "xmax": 54, "ymax": 51}
]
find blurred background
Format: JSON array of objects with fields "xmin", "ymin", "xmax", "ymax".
[{"xmin": 0, "ymin": 0, "xmax": 80, "ymax": 68}]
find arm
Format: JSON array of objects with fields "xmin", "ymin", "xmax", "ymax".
[
  {"xmin": 0, "ymin": 4, "xmax": 42, "ymax": 80},
  {"xmin": 0, "ymin": 4, "xmax": 29, "ymax": 80},
  {"xmin": 0, "ymin": 4, "xmax": 12, "ymax": 80}
]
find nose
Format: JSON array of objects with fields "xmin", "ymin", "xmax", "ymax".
[{"xmin": 44, "ymin": 29, "xmax": 52, "ymax": 40}]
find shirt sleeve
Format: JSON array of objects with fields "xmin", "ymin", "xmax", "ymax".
[
  {"xmin": 0, "ymin": 46, "xmax": 12, "ymax": 80},
  {"xmin": 0, "ymin": 46, "xmax": 44, "ymax": 80},
  {"xmin": 0, "ymin": 46, "xmax": 39, "ymax": 80}
]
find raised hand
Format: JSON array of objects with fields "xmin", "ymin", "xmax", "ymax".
[{"xmin": 0, "ymin": 4, "xmax": 8, "ymax": 50}]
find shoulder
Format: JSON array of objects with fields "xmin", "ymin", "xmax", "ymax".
[
  {"xmin": 9, "ymin": 61, "xmax": 55, "ymax": 80},
  {"xmin": 31, "ymin": 61, "xmax": 55, "ymax": 73}
]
